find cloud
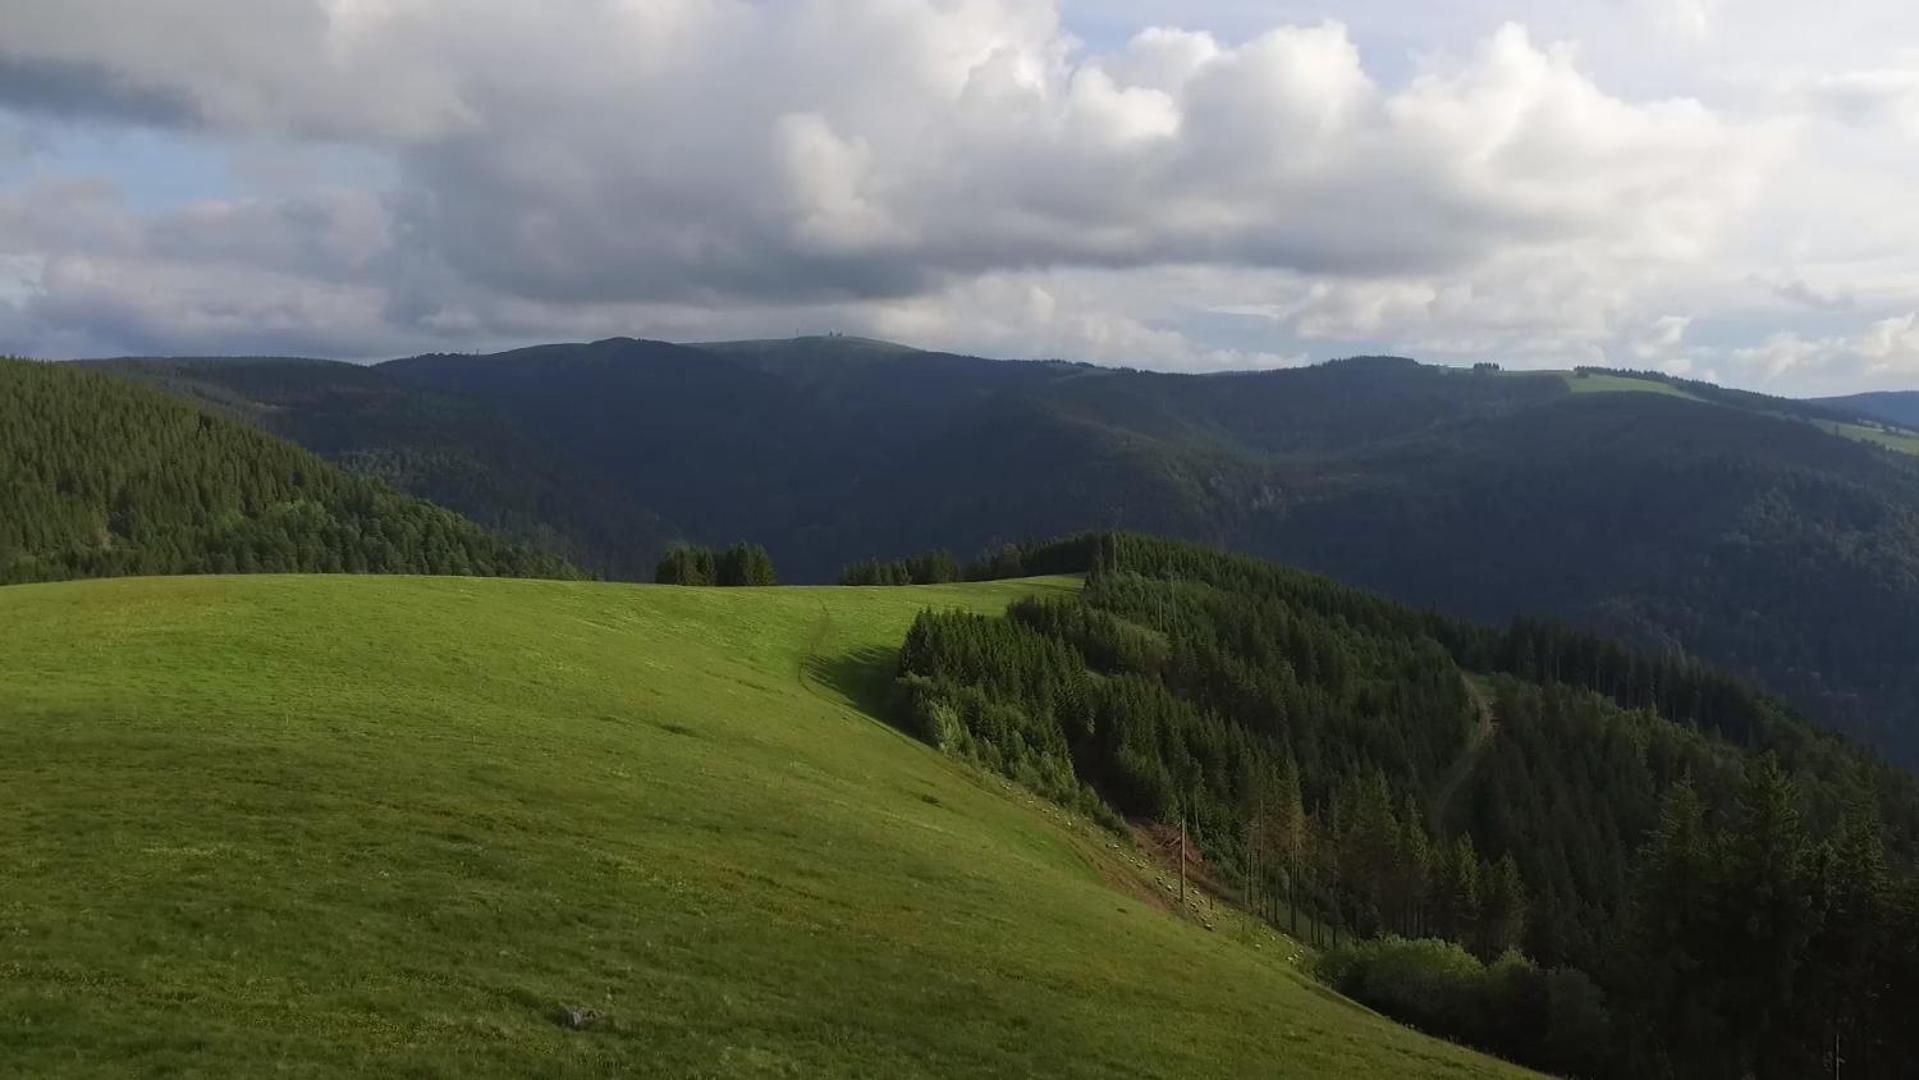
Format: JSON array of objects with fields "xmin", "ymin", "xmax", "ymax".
[
  {"xmin": 0, "ymin": 178, "xmax": 390, "ymax": 280},
  {"xmin": 351, "ymin": 12, "xmax": 1766, "ymax": 313},
  {"xmin": 1732, "ymin": 312, "xmax": 1919, "ymax": 389},
  {"xmin": 1630, "ymin": 314, "xmax": 1692, "ymax": 361},
  {"xmin": 0, "ymin": 0, "xmax": 476, "ymax": 138},
  {"xmin": 0, "ymin": 0, "xmax": 1909, "ymax": 392},
  {"xmin": 1860, "ymin": 312, "xmax": 1919, "ymax": 370},
  {"xmin": 859, "ymin": 269, "xmax": 1305, "ymax": 370},
  {"xmin": 1796, "ymin": 66, "xmax": 1919, "ymax": 136},
  {"xmin": 24, "ymin": 252, "xmax": 397, "ymax": 357},
  {"xmin": 0, "ymin": 55, "xmax": 201, "ymax": 127},
  {"xmin": 1764, "ymin": 276, "xmax": 1857, "ymax": 312},
  {"xmin": 1632, "ymin": 0, "xmax": 1724, "ymax": 42},
  {"xmin": 0, "ymin": 4, "xmax": 1772, "ymax": 327}
]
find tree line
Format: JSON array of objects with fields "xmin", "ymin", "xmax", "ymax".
[
  {"xmin": 840, "ymin": 549, "xmax": 959, "ymax": 585},
  {"xmin": 0, "ymin": 359, "xmax": 582, "ymax": 585},
  {"xmin": 888, "ymin": 532, "xmax": 1919, "ymax": 1077},
  {"xmin": 841, "ymin": 538, "xmax": 1106, "ymax": 586},
  {"xmin": 654, "ymin": 542, "xmax": 777, "ymax": 586}
]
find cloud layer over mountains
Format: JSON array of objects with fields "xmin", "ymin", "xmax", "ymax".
[{"xmin": 0, "ymin": 0, "xmax": 1915, "ymax": 391}]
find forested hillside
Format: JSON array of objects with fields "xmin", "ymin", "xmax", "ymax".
[
  {"xmin": 88, "ymin": 356, "xmax": 672, "ymax": 573},
  {"xmin": 0, "ymin": 359, "xmax": 581, "ymax": 584},
  {"xmin": 1818, "ymin": 390, "xmax": 1919, "ymax": 429},
  {"xmin": 894, "ymin": 534, "xmax": 1919, "ymax": 1077},
  {"xmin": 93, "ymin": 339, "xmax": 1919, "ymax": 767}
]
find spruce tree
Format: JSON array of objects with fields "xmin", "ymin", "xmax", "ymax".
[
  {"xmin": 1627, "ymin": 780, "xmax": 1725, "ymax": 1077},
  {"xmin": 1719, "ymin": 757, "xmax": 1818, "ymax": 1076},
  {"xmin": 1477, "ymin": 853, "xmax": 1527, "ymax": 961}
]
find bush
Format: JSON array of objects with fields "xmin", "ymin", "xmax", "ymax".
[
  {"xmin": 1318, "ymin": 937, "xmax": 1617, "ymax": 1077},
  {"xmin": 1320, "ymin": 938, "xmax": 1487, "ymax": 1039},
  {"xmin": 893, "ymin": 672, "xmax": 1126, "ymax": 830},
  {"xmin": 894, "ymin": 675, "xmax": 961, "ymax": 749}
]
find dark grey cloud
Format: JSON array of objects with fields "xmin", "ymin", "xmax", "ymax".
[
  {"xmin": 1770, "ymin": 277, "xmax": 1857, "ymax": 312},
  {"xmin": 0, "ymin": 55, "xmax": 199, "ymax": 127}
]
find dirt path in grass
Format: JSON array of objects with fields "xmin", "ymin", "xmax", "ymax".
[{"xmin": 1430, "ymin": 674, "xmax": 1497, "ymax": 826}]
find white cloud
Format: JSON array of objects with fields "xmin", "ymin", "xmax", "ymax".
[
  {"xmin": 1795, "ymin": 66, "xmax": 1919, "ymax": 136},
  {"xmin": 1732, "ymin": 312, "xmax": 1919, "ymax": 390},
  {"xmin": 861, "ymin": 270, "xmax": 1303, "ymax": 370},
  {"xmin": 1860, "ymin": 312, "xmax": 1919, "ymax": 369},
  {"xmin": 1631, "ymin": 314, "xmax": 1692, "ymax": 362},
  {"xmin": 0, "ymin": 0, "xmax": 1912, "ymax": 391},
  {"xmin": 1633, "ymin": 0, "xmax": 1724, "ymax": 42}
]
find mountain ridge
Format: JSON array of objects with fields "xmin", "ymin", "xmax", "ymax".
[
  {"xmin": 76, "ymin": 339, "xmax": 1919, "ymax": 767},
  {"xmin": 1818, "ymin": 389, "xmax": 1919, "ymax": 429}
]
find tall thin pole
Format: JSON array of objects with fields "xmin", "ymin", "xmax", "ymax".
[{"xmin": 1179, "ymin": 809, "xmax": 1187, "ymax": 908}]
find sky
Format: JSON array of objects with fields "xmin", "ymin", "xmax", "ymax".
[{"xmin": 1, "ymin": 1, "xmax": 1917, "ymax": 395}]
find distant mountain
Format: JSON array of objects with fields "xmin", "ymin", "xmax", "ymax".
[
  {"xmin": 0, "ymin": 358, "xmax": 582, "ymax": 584},
  {"xmin": 95, "ymin": 341, "xmax": 1919, "ymax": 766},
  {"xmin": 1818, "ymin": 390, "xmax": 1919, "ymax": 429}
]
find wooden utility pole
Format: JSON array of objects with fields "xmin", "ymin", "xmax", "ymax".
[
  {"xmin": 1179, "ymin": 810, "xmax": 1188, "ymax": 908},
  {"xmin": 1244, "ymin": 816, "xmax": 1257, "ymax": 924}
]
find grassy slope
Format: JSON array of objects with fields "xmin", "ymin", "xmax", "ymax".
[
  {"xmin": 1561, "ymin": 371, "xmax": 1702, "ymax": 400},
  {"xmin": 1564, "ymin": 370, "xmax": 1919, "ymax": 456},
  {"xmin": 0, "ymin": 575, "xmax": 1531, "ymax": 1079},
  {"xmin": 1814, "ymin": 418, "xmax": 1919, "ymax": 456}
]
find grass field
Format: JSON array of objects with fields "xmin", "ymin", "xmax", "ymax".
[
  {"xmin": 1815, "ymin": 418, "xmax": 1919, "ymax": 456},
  {"xmin": 0, "ymin": 575, "xmax": 1534, "ymax": 1078},
  {"xmin": 1561, "ymin": 371, "xmax": 1703, "ymax": 400},
  {"xmin": 1555, "ymin": 371, "xmax": 1919, "ymax": 456}
]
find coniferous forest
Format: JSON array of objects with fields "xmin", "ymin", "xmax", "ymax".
[
  {"xmin": 893, "ymin": 533, "xmax": 1919, "ymax": 1078},
  {"xmin": 0, "ymin": 359, "xmax": 582, "ymax": 584}
]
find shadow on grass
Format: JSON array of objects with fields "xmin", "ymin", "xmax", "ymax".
[{"xmin": 803, "ymin": 643, "xmax": 903, "ymax": 723}]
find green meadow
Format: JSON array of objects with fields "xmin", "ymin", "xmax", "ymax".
[
  {"xmin": 0, "ymin": 575, "xmax": 1534, "ymax": 1078},
  {"xmin": 1560, "ymin": 371, "xmax": 1919, "ymax": 456},
  {"xmin": 1814, "ymin": 418, "xmax": 1919, "ymax": 456},
  {"xmin": 1561, "ymin": 371, "xmax": 1703, "ymax": 400}
]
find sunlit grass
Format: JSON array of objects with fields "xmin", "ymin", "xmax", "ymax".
[
  {"xmin": 1562, "ymin": 371, "xmax": 1703, "ymax": 400},
  {"xmin": 1815, "ymin": 418, "xmax": 1919, "ymax": 456},
  {"xmin": 0, "ymin": 574, "xmax": 1534, "ymax": 1078}
]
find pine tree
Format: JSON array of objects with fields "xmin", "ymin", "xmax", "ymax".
[
  {"xmin": 1477, "ymin": 853, "xmax": 1527, "ymax": 961},
  {"xmin": 1276, "ymin": 756, "xmax": 1307, "ymax": 936},
  {"xmin": 1627, "ymin": 780, "xmax": 1725, "ymax": 1077},
  {"xmin": 656, "ymin": 546, "xmax": 711, "ymax": 585},
  {"xmin": 1718, "ymin": 756, "xmax": 1818, "ymax": 1076},
  {"xmin": 1342, "ymin": 771, "xmax": 1399, "ymax": 938},
  {"xmin": 1801, "ymin": 808, "xmax": 1887, "ymax": 1078},
  {"xmin": 1434, "ymin": 833, "xmax": 1480, "ymax": 943},
  {"xmin": 1398, "ymin": 794, "xmax": 1431, "ymax": 937}
]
